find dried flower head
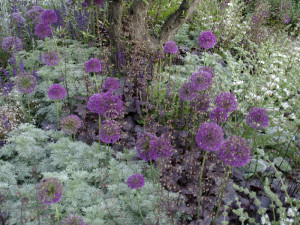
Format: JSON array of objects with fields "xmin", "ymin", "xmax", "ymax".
[
  {"xmin": 136, "ymin": 132, "xmax": 159, "ymax": 161},
  {"xmin": 82, "ymin": 0, "xmax": 103, "ymax": 7},
  {"xmin": 48, "ymin": 84, "xmax": 66, "ymax": 100},
  {"xmin": 104, "ymin": 77, "xmax": 119, "ymax": 92},
  {"xmin": 179, "ymin": 82, "xmax": 198, "ymax": 102},
  {"xmin": 192, "ymin": 94, "xmax": 211, "ymax": 112},
  {"xmin": 15, "ymin": 73, "xmax": 37, "ymax": 94},
  {"xmin": 41, "ymin": 9, "xmax": 57, "ymax": 24},
  {"xmin": 60, "ymin": 115, "xmax": 83, "ymax": 135},
  {"xmin": 60, "ymin": 213, "xmax": 86, "ymax": 225},
  {"xmin": 196, "ymin": 122, "xmax": 224, "ymax": 151},
  {"xmin": 127, "ymin": 174, "xmax": 145, "ymax": 189},
  {"xmin": 85, "ymin": 58, "xmax": 101, "ymax": 73},
  {"xmin": 35, "ymin": 23, "xmax": 51, "ymax": 38},
  {"xmin": 215, "ymin": 92, "xmax": 237, "ymax": 112},
  {"xmin": 150, "ymin": 136, "xmax": 173, "ymax": 158},
  {"xmin": 12, "ymin": 13, "xmax": 25, "ymax": 25},
  {"xmin": 246, "ymin": 107, "xmax": 269, "ymax": 130},
  {"xmin": 197, "ymin": 31, "xmax": 216, "ymax": 49},
  {"xmin": 44, "ymin": 51, "xmax": 60, "ymax": 66},
  {"xmin": 2, "ymin": 36, "xmax": 23, "ymax": 52},
  {"xmin": 190, "ymin": 71, "xmax": 213, "ymax": 91},
  {"xmin": 209, "ymin": 108, "xmax": 228, "ymax": 124},
  {"xmin": 37, "ymin": 177, "xmax": 63, "ymax": 204},
  {"xmin": 219, "ymin": 136, "xmax": 251, "ymax": 167},
  {"xmin": 99, "ymin": 120, "xmax": 122, "ymax": 144},
  {"xmin": 163, "ymin": 41, "xmax": 178, "ymax": 54}
]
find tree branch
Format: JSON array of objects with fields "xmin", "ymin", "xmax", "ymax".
[{"xmin": 159, "ymin": 0, "xmax": 202, "ymax": 44}]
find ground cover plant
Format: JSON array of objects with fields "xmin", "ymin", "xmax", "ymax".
[{"xmin": 0, "ymin": 0, "xmax": 299, "ymax": 224}]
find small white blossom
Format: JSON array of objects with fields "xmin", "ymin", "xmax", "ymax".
[{"xmin": 282, "ymin": 102, "xmax": 289, "ymax": 109}]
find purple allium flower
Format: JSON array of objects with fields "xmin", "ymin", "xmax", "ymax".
[
  {"xmin": 136, "ymin": 133, "xmax": 159, "ymax": 161},
  {"xmin": 15, "ymin": 73, "xmax": 37, "ymax": 94},
  {"xmin": 195, "ymin": 122, "xmax": 224, "ymax": 151},
  {"xmin": 163, "ymin": 41, "xmax": 178, "ymax": 54},
  {"xmin": 37, "ymin": 177, "xmax": 63, "ymax": 204},
  {"xmin": 87, "ymin": 92, "xmax": 123, "ymax": 118},
  {"xmin": 104, "ymin": 77, "xmax": 119, "ymax": 92},
  {"xmin": 149, "ymin": 136, "xmax": 173, "ymax": 158},
  {"xmin": 190, "ymin": 71, "xmax": 213, "ymax": 91},
  {"xmin": 12, "ymin": 13, "xmax": 25, "ymax": 25},
  {"xmin": 283, "ymin": 14, "xmax": 291, "ymax": 24},
  {"xmin": 99, "ymin": 120, "xmax": 122, "ymax": 144},
  {"xmin": 85, "ymin": 58, "xmax": 101, "ymax": 73},
  {"xmin": 219, "ymin": 136, "xmax": 251, "ymax": 167},
  {"xmin": 215, "ymin": 92, "xmax": 237, "ymax": 112},
  {"xmin": 179, "ymin": 82, "xmax": 198, "ymax": 102},
  {"xmin": 60, "ymin": 115, "xmax": 83, "ymax": 135},
  {"xmin": 2, "ymin": 36, "xmax": 23, "ymax": 52},
  {"xmin": 48, "ymin": 84, "xmax": 66, "ymax": 100},
  {"xmin": 192, "ymin": 94, "xmax": 210, "ymax": 112},
  {"xmin": 127, "ymin": 174, "xmax": 145, "ymax": 189},
  {"xmin": 210, "ymin": 108, "xmax": 228, "ymax": 124},
  {"xmin": 60, "ymin": 213, "xmax": 86, "ymax": 225},
  {"xmin": 25, "ymin": 6, "xmax": 44, "ymax": 24},
  {"xmin": 35, "ymin": 23, "xmax": 51, "ymax": 38},
  {"xmin": 41, "ymin": 9, "xmax": 57, "ymax": 24},
  {"xmin": 198, "ymin": 66, "xmax": 215, "ymax": 77},
  {"xmin": 82, "ymin": 0, "xmax": 103, "ymax": 7},
  {"xmin": 44, "ymin": 51, "xmax": 60, "ymax": 66},
  {"xmin": 246, "ymin": 107, "xmax": 269, "ymax": 130},
  {"xmin": 197, "ymin": 31, "xmax": 217, "ymax": 49}
]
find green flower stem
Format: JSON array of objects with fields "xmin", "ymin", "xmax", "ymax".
[
  {"xmin": 197, "ymin": 151, "xmax": 208, "ymax": 220},
  {"xmin": 93, "ymin": 72, "xmax": 99, "ymax": 92},
  {"xmin": 212, "ymin": 166, "xmax": 231, "ymax": 225},
  {"xmin": 26, "ymin": 93, "xmax": 31, "ymax": 124},
  {"xmin": 98, "ymin": 115, "xmax": 102, "ymax": 167},
  {"xmin": 54, "ymin": 203, "xmax": 60, "ymax": 224},
  {"xmin": 150, "ymin": 160, "xmax": 155, "ymax": 184},
  {"xmin": 44, "ymin": 38, "xmax": 50, "ymax": 52},
  {"xmin": 50, "ymin": 25, "xmax": 59, "ymax": 53},
  {"xmin": 203, "ymin": 50, "xmax": 206, "ymax": 66},
  {"xmin": 56, "ymin": 100, "xmax": 59, "ymax": 130},
  {"xmin": 136, "ymin": 192, "xmax": 145, "ymax": 224}
]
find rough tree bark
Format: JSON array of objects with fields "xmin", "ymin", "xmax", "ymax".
[{"xmin": 108, "ymin": 0, "xmax": 202, "ymax": 55}]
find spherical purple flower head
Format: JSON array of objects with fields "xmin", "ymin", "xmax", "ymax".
[
  {"xmin": 246, "ymin": 107, "xmax": 269, "ymax": 130},
  {"xmin": 25, "ymin": 6, "xmax": 44, "ymax": 24},
  {"xmin": 219, "ymin": 136, "xmax": 251, "ymax": 167},
  {"xmin": 210, "ymin": 108, "xmax": 228, "ymax": 124},
  {"xmin": 192, "ymin": 94, "xmax": 210, "ymax": 112},
  {"xmin": 104, "ymin": 77, "xmax": 119, "ymax": 92},
  {"xmin": 199, "ymin": 66, "xmax": 215, "ymax": 78},
  {"xmin": 15, "ymin": 73, "xmax": 37, "ymax": 94},
  {"xmin": 163, "ymin": 41, "xmax": 178, "ymax": 54},
  {"xmin": 215, "ymin": 92, "xmax": 237, "ymax": 112},
  {"xmin": 87, "ymin": 92, "xmax": 123, "ymax": 118},
  {"xmin": 37, "ymin": 177, "xmax": 63, "ymax": 204},
  {"xmin": 48, "ymin": 84, "xmax": 66, "ymax": 100},
  {"xmin": 60, "ymin": 115, "xmax": 83, "ymax": 135},
  {"xmin": 149, "ymin": 136, "xmax": 173, "ymax": 158},
  {"xmin": 136, "ymin": 133, "xmax": 159, "ymax": 161},
  {"xmin": 196, "ymin": 122, "xmax": 224, "ymax": 151},
  {"xmin": 12, "ymin": 13, "xmax": 26, "ymax": 25},
  {"xmin": 179, "ymin": 82, "xmax": 198, "ymax": 102},
  {"xmin": 99, "ymin": 120, "xmax": 122, "ymax": 144},
  {"xmin": 127, "ymin": 174, "xmax": 145, "ymax": 189},
  {"xmin": 60, "ymin": 213, "xmax": 86, "ymax": 225},
  {"xmin": 41, "ymin": 9, "xmax": 57, "ymax": 24},
  {"xmin": 35, "ymin": 23, "xmax": 51, "ymax": 38},
  {"xmin": 44, "ymin": 51, "xmax": 60, "ymax": 66},
  {"xmin": 197, "ymin": 31, "xmax": 216, "ymax": 49},
  {"xmin": 85, "ymin": 58, "xmax": 101, "ymax": 73},
  {"xmin": 2, "ymin": 36, "xmax": 23, "ymax": 52},
  {"xmin": 190, "ymin": 71, "xmax": 213, "ymax": 91}
]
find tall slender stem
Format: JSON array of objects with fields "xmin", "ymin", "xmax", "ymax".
[
  {"xmin": 56, "ymin": 100, "xmax": 59, "ymax": 130},
  {"xmin": 136, "ymin": 192, "xmax": 145, "ymax": 224},
  {"xmin": 54, "ymin": 203, "xmax": 60, "ymax": 224},
  {"xmin": 26, "ymin": 93, "xmax": 31, "ymax": 123},
  {"xmin": 93, "ymin": 72, "xmax": 99, "ymax": 92},
  {"xmin": 197, "ymin": 151, "xmax": 208, "ymax": 220},
  {"xmin": 98, "ymin": 114, "xmax": 102, "ymax": 167}
]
